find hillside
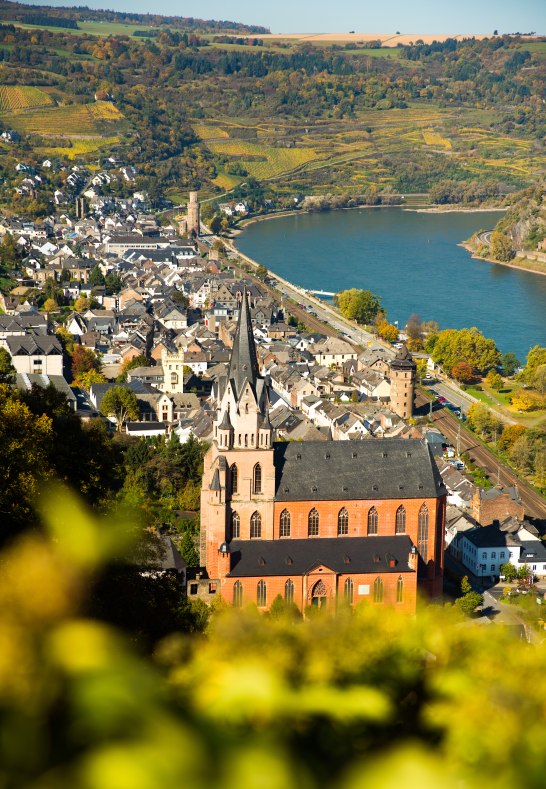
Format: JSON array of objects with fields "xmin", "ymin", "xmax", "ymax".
[{"xmin": 0, "ymin": 14, "xmax": 544, "ymax": 214}]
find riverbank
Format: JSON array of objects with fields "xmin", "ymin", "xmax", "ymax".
[
  {"xmin": 459, "ymin": 242, "xmax": 546, "ymax": 278},
  {"xmin": 409, "ymin": 207, "xmax": 506, "ymax": 214}
]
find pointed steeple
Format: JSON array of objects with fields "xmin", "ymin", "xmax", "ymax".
[{"xmin": 228, "ymin": 285, "xmax": 259, "ymax": 399}]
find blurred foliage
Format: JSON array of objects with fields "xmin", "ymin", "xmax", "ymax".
[{"xmin": 1, "ymin": 486, "xmax": 546, "ymax": 788}]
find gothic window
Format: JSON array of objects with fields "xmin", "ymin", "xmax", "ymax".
[
  {"xmin": 285, "ymin": 579, "xmax": 294, "ymax": 604},
  {"xmin": 231, "ymin": 511, "xmax": 240, "ymax": 540},
  {"xmin": 257, "ymin": 579, "xmax": 267, "ymax": 607},
  {"xmin": 418, "ymin": 503, "xmax": 429, "ymax": 559},
  {"xmin": 311, "ymin": 579, "xmax": 327, "ymax": 608},
  {"xmin": 367, "ymin": 507, "xmax": 378, "ymax": 535},
  {"xmin": 395, "ymin": 505, "xmax": 406, "ymax": 534},
  {"xmin": 253, "ymin": 463, "xmax": 262, "ymax": 494},
  {"xmin": 344, "ymin": 577, "xmax": 354, "ymax": 604},
  {"xmin": 230, "ymin": 464, "xmax": 238, "ymax": 495},
  {"xmin": 373, "ymin": 577, "xmax": 384, "ymax": 603},
  {"xmin": 397, "ymin": 576, "xmax": 403, "ymax": 603},
  {"xmin": 250, "ymin": 511, "xmax": 262, "ymax": 539},
  {"xmin": 338, "ymin": 507, "xmax": 349, "ymax": 535},
  {"xmin": 280, "ymin": 509, "xmax": 291, "ymax": 538},
  {"xmin": 308, "ymin": 508, "xmax": 319, "ymax": 537},
  {"xmin": 233, "ymin": 581, "xmax": 243, "ymax": 608}
]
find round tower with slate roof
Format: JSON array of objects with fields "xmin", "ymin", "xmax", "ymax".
[{"xmin": 389, "ymin": 344, "xmax": 416, "ymax": 420}]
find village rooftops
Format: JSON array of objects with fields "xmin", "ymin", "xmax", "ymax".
[{"xmin": 273, "ymin": 439, "xmax": 445, "ymax": 502}]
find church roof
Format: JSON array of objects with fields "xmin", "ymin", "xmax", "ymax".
[
  {"xmin": 227, "ymin": 536, "xmax": 414, "ymax": 577},
  {"xmin": 227, "ymin": 286, "xmax": 260, "ymax": 399},
  {"xmin": 273, "ymin": 439, "xmax": 445, "ymax": 501}
]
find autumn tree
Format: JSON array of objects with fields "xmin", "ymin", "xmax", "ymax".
[
  {"xmin": 431, "ymin": 327, "xmax": 500, "ymax": 374},
  {"xmin": 0, "ymin": 348, "xmax": 15, "ymax": 385},
  {"xmin": 117, "ymin": 354, "xmax": 149, "ymax": 382},
  {"xmin": 377, "ymin": 320, "xmax": 399, "ymax": 343},
  {"xmin": 451, "ymin": 361, "xmax": 474, "ymax": 383},
  {"xmin": 485, "ymin": 370, "xmax": 504, "ymax": 391},
  {"xmin": 100, "ymin": 386, "xmax": 140, "ymax": 430},
  {"xmin": 71, "ymin": 345, "xmax": 101, "ymax": 382}
]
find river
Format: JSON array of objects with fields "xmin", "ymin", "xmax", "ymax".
[{"xmin": 236, "ymin": 207, "xmax": 546, "ymax": 361}]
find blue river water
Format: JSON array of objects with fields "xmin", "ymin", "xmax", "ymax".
[{"xmin": 236, "ymin": 207, "xmax": 546, "ymax": 361}]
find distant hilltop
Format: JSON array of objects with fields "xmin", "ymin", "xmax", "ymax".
[{"xmin": 248, "ymin": 32, "xmax": 539, "ymax": 46}]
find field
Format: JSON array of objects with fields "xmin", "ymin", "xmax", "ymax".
[
  {"xmin": 206, "ymin": 138, "xmax": 318, "ymax": 180},
  {"xmin": 0, "ymin": 86, "xmax": 53, "ymax": 111},
  {"xmin": 38, "ymin": 136, "xmax": 120, "ymax": 159},
  {"xmin": 8, "ymin": 19, "xmax": 158, "ymax": 37},
  {"xmin": 2, "ymin": 101, "xmax": 124, "ymax": 138}
]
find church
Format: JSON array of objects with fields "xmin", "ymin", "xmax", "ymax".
[{"xmin": 200, "ymin": 289, "xmax": 447, "ymax": 613}]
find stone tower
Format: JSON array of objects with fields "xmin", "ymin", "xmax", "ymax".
[
  {"xmin": 389, "ymin": 343, "xmax": 416, "ymax": 420},
  {"xmin": 200, "ymin": 287, "xmax": 274, "ymax": 573},
  {"xmin": 187, "ymin": 191, "xmax": 200, "ymax": 237}
]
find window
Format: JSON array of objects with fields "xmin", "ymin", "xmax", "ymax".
[
  {"xmin": 395, "ymin": 506, "xmax": 406, "ymax": 534},
  {"xmin": 417, "ymin": 504, "xmax": 429, "ymax": 559},
  {"xmin": 482, "ymin": 552, "xmax": 487, "ymax": 560},
  {"xmin": 231, "ymin": 464, "xmax": 238, "ymax": 495},
  {"xmin": 492, "ymin": 552, "xmax": 496, "ymax": 559},
  {"xmin": 338, "ymin": 508, "xmax": 349, "ymax": 535},
  {"xmin": 233, "ymin": 580, "xmax": 243, "ymax": 607},
  {"xmin": 250, "ymin": 511, "xmax": 262, "ymax": 539},
  {"xmin": 257, "ymin": 579, "xmax": 267, "ymax": 607},
  {"xmin": 208, "ymin": 583, "xmax": 217, "ymax": 594},
  {"xmin": 231, "ymin": 511, "xmax": 240, "ymax": 539},
  {"xmin": 373, "ymin": 577, "xmax": 384, "ymax": 603},
  {"xmin": 171, "ymin": 372, "xmax": 178, "ymax": 386},
  {"xmin": 189, "ymin": 583, "xmax": 198, "ymax": 595},
  {"xmin": 344, "ymin": 578, "xmax": 354, "ymax": 604},
  {"xmin": 285, "ymin": 579, "xmax": 294, "ymax": 604},
  {"xmin": 500, "ymin": 552, "xmax": 505, "ymax": 559},
  {"xmin": 491, "ymin": 565, "xmax": 495, "ymax": 572},
  {"xmin": 367, "ymin": 507, "xmax": 378, "ymax": 536},
  {"xmin": 308, "ymin": 508, "xmax": 319, "ymax": 537},
  {"xmin": 397, "ymin": 576, "xmax": 403, "ymax": 603},
  {"xmin": 253, "ymin": 463, "xmax": 262, "ymax": 494},
  {"xmin": 280, "ymin": 509, "xmax": 291, "ymax": 538}
]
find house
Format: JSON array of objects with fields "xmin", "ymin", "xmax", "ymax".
[
  {"xmin": 15, "ymin": 372, "xmax": 77, "ymax": 411},
  {"xmin": 471, "ymin": 486, "xmax": 525, "ymax": 526},
  {"xmin": 6, "ymin": 335, "xmax": 63, "ymax": 376},
  {"xmin": 460, "ymin": 518, "xmax": 546, "ymax": 580}
]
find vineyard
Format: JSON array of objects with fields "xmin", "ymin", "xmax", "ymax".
[
  {"xmin": 206, "ymin": 138, "xmax": 318, "ymax": 180},
  {"xmin": 38, "ymin": 136, "xmax": 120, "ymax": 159},
  {"xmin": 7, "ymin": 103, "xmax": 123, "ymax": 137},
  {"xmin": 0, "ymin": 86, "xmax": 53, "ymax": 111}
]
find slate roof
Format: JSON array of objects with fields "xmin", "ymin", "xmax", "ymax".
[
  {"xmin": 227, "ymin": 286, "xmax": 260, "ymax": 399},
  {"xmin": 273, "ymin": 438, "xmax": 445, "ymax": 502},
  {"xmin": 6, "ymin": 335, "xmax": 62, "ymax": 356},
  {"xmin": 227, "ymin": 535, "xmax": 414, "ymax": 577}
]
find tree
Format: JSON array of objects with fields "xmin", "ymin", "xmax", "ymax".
[
  {"xmin": 490, "ymin": 230, "xmax": 514, "ymax": 262},
  {"xmin": 0, "ymin": 348, "xmax": 15, "ymax": 385},
  {"xmin": 485, "ymin": 370, "xmax": 504, "ymax": 391},
  {"xmin": 451, "ymin": 361, "xmax": 474, "ymax": 383},
  {"xmin": 500, "ymin": 352, "xmax": 520, "ymax": 377},
  {"xmin": 255, "ymin": 264, "xmax": 268, "ymax": 279},
  {"xmin": 522, "ymin": 346, "xmax": 546, "ymax": 385},
  {"xmin": 466, "ymin": 402, "xmax": 502, "ymax": 440},
  {"xmin": 74, "ymin": 296, "xmax": 92, "ymax": 313},
  {"xmin": 377, "ymin": 320, "xmax": 399, "ymax": 343},
  {"xmin": 510, "ymin": 389, "xmax": 540, "ymax": 412},
  {"xmin": 105, "ymin": 272, "xmax": 123, "ymax": 293},
  {"xmin": 532, "ymin": 365, "xmax": 546, "ymax": 397},
  {"xmin": 405, "ymin": 313, "xmax": 423, "ymax": 342},
  {"xmin": 43, "ymin": 297, "xmax": 58, "ymax": 313},
  {"xmin": 100, "ymin": 385, "xmax": 140, "ymax": 430},
  {"xmin": 71, "ymin": 345, "xmax": 101, "ymax": 381},
  {"xmin": 209, "ymin": 214, "xmax": 222, "ymax": 234},
  {"xmin": 456, "ymin": 591, "xmax": 484, "ymax": 616},
  {"xmin": 517, "ymin": 564, "xmax": 532, "ymax": 583},
  {"xmin": 171, "ymin": 290, "xmax": 189, "ymax": 307},
  {"xmin": 76, "ymin": 369, "xmax": 107, "ymax": 390},
  {"xmin": 498, "ymin": 424, "xmax": 526, "ymax": 452},
  {"xmin": 500, "ymin": 562, "xmax": 517, "ymax": 582},
  {"xmin": 89, "ymin": 265, "xmax": 105, "ymax": 287},
  {"xmin": 335, "ymin": 288, "xmax": 382, "ymax": 325},
  {"xmin": 461, "ymin": 575, "xmax": 472, "ymax": 594},
  {"xmin": 431, "ymin": 328, "xmax": 500, "ymax": 374}
]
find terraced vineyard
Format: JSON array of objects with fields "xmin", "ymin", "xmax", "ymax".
[
  {"xmin": 206, "ymin": 138, "xmax": 318, "ymax": 179},
  {"xmin": 0, "ymin": 86, "xmax": 53, "ymax": 111},
  {"xmin": 38, "ymin": 135, "xmax": 120, "ymax": 159}
]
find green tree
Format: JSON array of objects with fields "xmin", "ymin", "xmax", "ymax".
[
  {"xmin": 461, "ymin": 575, "xmax": 472, "ymax": 594},
  {"xmin": 490, "ymin": 230, "xmax": 514, "ymax": 262},
  {"xmin": 89, "ymin": 265, "xmax": 106, "ymax": 287},
  {"xmin": 500, "ymin": 562, "xmax": 517, "ymax": 582},
  {"xmin": 255, "ymin": 264, "xmax": 268, "ymax": 278},
  {"xmin": 522, "ymin": 346, "xmax": 546, "ymax": 385},
  {"xmin": 335, "ymin": 288, "xmax": 382, "ymax": 325},
  {"xmin": 117, "ymin": 354, "xmax": 149, "ymax": 382},
  {"xmin": 485, "ymin": 370, "xmax": 504, "ymax": 391},
  {"xmin": 100, "ymin": 386, "xmax": 140, "ymax": 430},
  {"xmin": 456, "ymin": 591, "xmax": 484, "ymax": 616},
  {"xmin": 105, "ymin": 272, "xmax": 123, "ymax": 293},
  {"xmin": 500, "ymin": 352, "xmax": 520, "ymax": 377},
  {"xmin": 431, "ymin": 328, "xmax": 500, "ymax": 374},
  {"xmin": 0, "ymin": 348, "xmax": 15, "ymax": 385}
]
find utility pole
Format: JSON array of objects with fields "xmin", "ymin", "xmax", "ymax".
[{"xmin": 457, "ymin": 422, "xmax": 461, "ymax": 456}]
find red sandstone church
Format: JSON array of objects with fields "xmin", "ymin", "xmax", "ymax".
[{"xmin": 200, "ymin": 289, "xmax": 447, "ymax": 613}]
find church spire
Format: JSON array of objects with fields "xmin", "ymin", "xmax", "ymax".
[{"xmin": 228, "ymin": 285, "xmax": 259, "ymax": 399}]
